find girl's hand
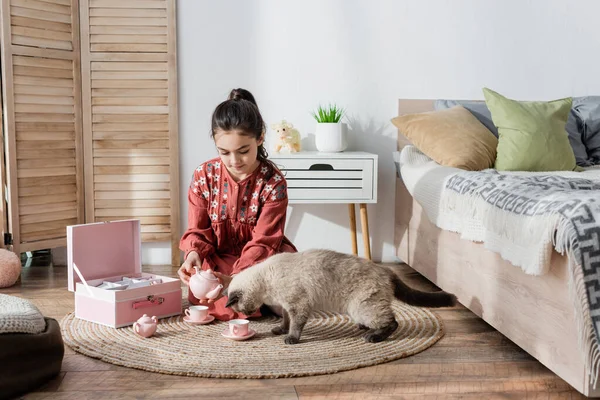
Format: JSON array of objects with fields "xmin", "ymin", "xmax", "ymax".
[
  {"xmin": 199, "ymin": 271, "xmax": 233, "ymax": 305},
  {"xmin": 178, "ymin": 251, "xmax": 201, "ymax": 284}
]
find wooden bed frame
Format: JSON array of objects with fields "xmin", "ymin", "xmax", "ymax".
[{"xmin": 394, "ymin": 99, "xmax": 600, "ymax": 397}]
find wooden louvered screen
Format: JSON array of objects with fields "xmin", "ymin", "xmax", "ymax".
[
  {"xmin": 0, "ymin": 0, "xmax": 84, "ymax": 254},
  {"xmin": 79, "ymin": 0, "xmax": 180, "ymax": 266}
]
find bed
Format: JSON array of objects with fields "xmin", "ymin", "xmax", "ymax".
[{"xmin": 394, "ymin": 99, "xmax": 600, "ymax": 397}]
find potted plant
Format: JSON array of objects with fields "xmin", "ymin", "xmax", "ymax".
[{"xmin": 312, "ymin": 103, "xmax": 347, "ymax": 152}]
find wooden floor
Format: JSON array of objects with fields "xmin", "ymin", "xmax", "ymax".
[{"xmin": 2, "ymin": 254, "xmax": 587, "ymax": 399}]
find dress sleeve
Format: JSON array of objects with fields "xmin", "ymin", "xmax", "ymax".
[
  {"xmin": 179, "ymin": 169, "xmax": 217, "ymax": 262},
  {"xmin": 231, "ymin": 180, "xmax": 288, "ymax": 275}
]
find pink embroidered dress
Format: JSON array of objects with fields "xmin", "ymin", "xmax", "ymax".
[{"xmin": 179, "ymin": 157, "xmax": 297, "ymax": 320}]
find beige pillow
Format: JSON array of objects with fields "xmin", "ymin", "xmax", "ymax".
[{"xmin": 391, "ymin": 105, "xmax": 498, "ymax": 170}]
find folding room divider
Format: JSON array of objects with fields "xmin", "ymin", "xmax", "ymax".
[{"xmin": 0, "ymin": 0, "xmax": 180, "ymax": 266}]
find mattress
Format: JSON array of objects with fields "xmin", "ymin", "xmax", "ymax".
[{"xmin": 394, "ymin": 147, "xmax": 461, "ymax": 223}]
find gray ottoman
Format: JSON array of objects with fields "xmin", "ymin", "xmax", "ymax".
[{"xmin": 0, "ymin": 295, "xmax": 64, "ymax": 400}]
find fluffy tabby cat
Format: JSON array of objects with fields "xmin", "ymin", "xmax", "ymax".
[{"xmin": 225, "ymin": 249, "xmax": 456, "ymax": 344}]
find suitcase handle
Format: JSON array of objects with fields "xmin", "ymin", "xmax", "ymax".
[{"xmin": 132, "ymin": 295, "xmax": 164, "ymax": 309}]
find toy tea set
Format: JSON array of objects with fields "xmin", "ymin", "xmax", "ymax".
[
  {"xmin": 133, "ymin": 268, "xmax": 255, "ymax": 340},
  {"xmin": 67, "ymin": 219, "xmax": 255, "ymax": 341}
]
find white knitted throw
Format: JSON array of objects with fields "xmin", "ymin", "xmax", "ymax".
[{"xmin": 0, "ymin": 294, "xmax": 46, "ymax": 334}]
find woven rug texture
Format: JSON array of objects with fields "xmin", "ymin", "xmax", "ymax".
[{"xmin": 60, "ymin": 301, "xmax": 444, "ymax": 378}]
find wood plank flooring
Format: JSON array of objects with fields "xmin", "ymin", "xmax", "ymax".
[{"xmin": 1, "ymin": 255, "xmax": 586, "ymax": 399}]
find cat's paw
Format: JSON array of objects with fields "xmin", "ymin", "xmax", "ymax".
[
  {"xmin": 271, "ymin": 326, "xmax": 288, "ymax": 335},
  {"xmin": 284, "ymin": 335, "xmax": 300, "ymax": 345},
  {"xmin": 363, "ymin": 332, "xmax": 385, "ymax": 343}
]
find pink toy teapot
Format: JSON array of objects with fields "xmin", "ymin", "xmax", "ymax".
[
  {"xmin": 189, "ymin": 268, "xmax": 224, "ymax": 300},
  {"xmin": 133, "ymin": 314, "xmax": 158, "ymax": 338}
]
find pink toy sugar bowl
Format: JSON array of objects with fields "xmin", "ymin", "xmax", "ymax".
[{"xmin": 133, "ymin": 314, "xmax": 158, "ymax": 338}]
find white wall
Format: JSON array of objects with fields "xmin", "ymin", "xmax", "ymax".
[{"xmin": 153, "ymin": 0, "xmax": 600, "ymax": 264}]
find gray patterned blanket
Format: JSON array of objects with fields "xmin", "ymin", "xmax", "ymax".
[
  {"xmin": 441, "ymin": 168, "xmax": 600, "ymax": 381},
  {"xmin": 398, "ymin": 145, "xmax": 600, "ymax": 383}
]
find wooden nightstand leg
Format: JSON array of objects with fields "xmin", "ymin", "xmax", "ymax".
[
  {"xmin": 348, "ymin": 204, "xmax": 358, "ymax": 256},
  {"xmin": 359, "ymin": 203, "xmax": 371, "ymax": 260}
]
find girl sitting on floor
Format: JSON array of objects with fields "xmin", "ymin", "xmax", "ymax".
[{"xmin": 178, "ymin": 88, "xmax": 297, "ymax": 321}]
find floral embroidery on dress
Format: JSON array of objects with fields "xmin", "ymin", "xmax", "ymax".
[
  {"xmin": 273, "ymin": 182, "xmax": 287, "ymax": 200},
  {"xmin": 191, "ymin": 158, "xmax": 288, "ymax": 228},
  {"xmin": 242, "ymin": 184, "xmax": 252, "ymax": 204},
  {"xmin": 257, "ymin": 173, "xmax": 287, "ymax": 203},
  {"xmin": 220, "ymin": 203, "xmax": 227, "ymax": 220}
]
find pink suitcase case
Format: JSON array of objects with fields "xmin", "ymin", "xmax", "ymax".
[{"xmin": 67, "ymin": 219, "xmax": 182, "ymax": 328}]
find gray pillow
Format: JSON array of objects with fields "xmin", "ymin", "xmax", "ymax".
[
  {"xmin": 434, "ymin": 99, "xmax": 590, "ymax": 167},
  {"xmin": 434, "ymin": 100, "xmax": 498, "ymax": 137},
  {"xmin": 573, "ymin": 96, "xmax": 600, "ymax": 165}
]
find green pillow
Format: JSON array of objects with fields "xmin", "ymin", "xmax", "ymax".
[{"xmin": 482, "ymin": 88, "xmax": 577, "ymax": 172}]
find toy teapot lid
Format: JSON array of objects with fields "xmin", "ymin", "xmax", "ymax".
[
  {"xmin": 137, "ymin": 314, "xmax": 156, "ymax": 324},
  {"xmin": 196, "ymin": 268, "xmax": 218, "ymax": 280}
]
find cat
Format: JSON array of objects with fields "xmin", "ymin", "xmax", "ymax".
[{"xmin": 225, "ymin": 249, "xmax": 456, "ymax": 344}]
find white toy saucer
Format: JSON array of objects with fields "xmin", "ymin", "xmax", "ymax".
[
  {"xmin": 221, "ymin": 328, "xmax": 256, "ymax": 341},
  {"xmin": 183, "ymin": 315, "xmax": 215, "ymax": 325}
]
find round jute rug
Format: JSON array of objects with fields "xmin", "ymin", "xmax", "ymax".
[{"xmin": 60, "ymin": 301, "xmax": 444, "ymax": 379}]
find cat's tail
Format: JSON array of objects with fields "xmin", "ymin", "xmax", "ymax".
[{"xmin": 391, "ymin": 276, "xmax": 457, "ymax": 308}]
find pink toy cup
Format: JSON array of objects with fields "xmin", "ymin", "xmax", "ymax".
[
  {"xmin": 228, "ymin": 319, "xmax": 249, "ymax": 337},
  {"xmin": 185, "ymin": 305, "xmax": 209, "ymax": 322}
]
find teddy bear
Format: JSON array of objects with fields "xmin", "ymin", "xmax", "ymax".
[{"xmin": 271, "ymin": 120, "xmax": 301, "ymax": 153}]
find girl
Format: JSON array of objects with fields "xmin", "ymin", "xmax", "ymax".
[{"xmin": 178, "ymin": 88, "xmax": 297, "ymax": 321}]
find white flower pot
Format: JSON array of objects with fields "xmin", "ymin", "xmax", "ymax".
[{"xmin": 315, "ymin": 123, "xmax": 347, "ymax": 152}]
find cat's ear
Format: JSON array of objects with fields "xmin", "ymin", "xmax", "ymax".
[{"xmin": 225, "ymin": 291, "xmax": 241, "ymax": 308}]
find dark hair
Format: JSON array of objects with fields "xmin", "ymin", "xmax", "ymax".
[{"xmin": 211, "ymin": 88, "xmax": 274, "ymax": 170}]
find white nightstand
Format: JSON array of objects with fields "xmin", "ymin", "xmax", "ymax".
[{"xmin": 271, "ymin": 151, "xmax": 378, "ymax": 260}]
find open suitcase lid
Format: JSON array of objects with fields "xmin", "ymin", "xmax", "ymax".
[{"xmin": 67, "ymin": 219, "xmax": 142, "ymax": 292}]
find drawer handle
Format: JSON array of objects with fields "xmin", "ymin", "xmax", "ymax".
[{"xmin": 309, "ymin": 163, "xmax": 334, "ymax": 171}]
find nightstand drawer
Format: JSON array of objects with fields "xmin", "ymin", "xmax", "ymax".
[{"xmin": 274, "ymin": 158, "xmax": 375, "ymax": 203}]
